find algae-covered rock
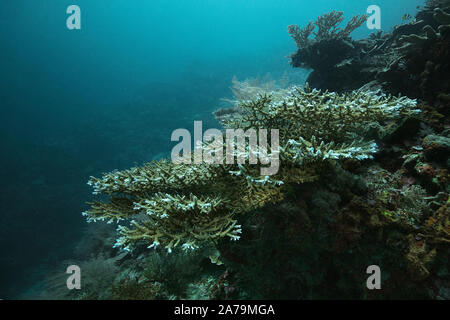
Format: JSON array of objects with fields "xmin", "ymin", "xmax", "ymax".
[{"xmin": 422, "ymin": 134, "xmax": 450, "ymax": 160}]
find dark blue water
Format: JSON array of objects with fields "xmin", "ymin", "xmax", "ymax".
[{"xmin": 0, "ymin": 0, "xmax": 423, "ymax": 298}]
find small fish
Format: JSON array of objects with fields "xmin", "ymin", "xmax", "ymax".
[{"xmin": 401, "ymin": 13, "xmax": 412, "ymax": 21}]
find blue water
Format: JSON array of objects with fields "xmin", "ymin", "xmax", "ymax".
[{"xmin": 0, "ymin": 0, "xmax": 424, "ymax": 298}]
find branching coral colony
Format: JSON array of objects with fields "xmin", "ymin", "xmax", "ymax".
[
  {"xmin": 287, "ymin": 11, "xmax": 367, "ymax": 70},
  {"xmin": 288, "ymin": 10, "xmax": 367, "ymax": 48},
  {"xmin": 83, "ymin": 85, "xmax": 420, "ymax": 254}
]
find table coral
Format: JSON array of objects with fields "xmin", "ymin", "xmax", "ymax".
[{"xmin": 84, "ymin": 85, "xmax": 419, "ymax": 253}]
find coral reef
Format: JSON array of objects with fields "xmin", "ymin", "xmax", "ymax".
[
  {"xmin": 288, "ymin": 11, "xmax": 368, "ymax": 91},
  {"xmin": 288, "ymin": 3, "xmax": 450, "ymax": 111},
  {"xmin": 33, "ymin": 254, "xmax": 120, "ymax": 300},
  {"xmin": 288, "ymin": 10, "xmax": 367, "ymax": 50},
  {"xmin": 74, "ymin": 5, "xmax": 449, "ymax": 300},
  {"xmin": 33, "ymin": 235, "xmax": 222, "ymax": 300},
  {"xmin": 380, "ymin": 6, "xmax": 450, "ymax": 108},
  {"xmin": 215, "ymin": 161, "xmax": 448, "ymax": 299},
  {"xmin": 84, "ymin": 82, "xmax": 419, "ymax": 254}
]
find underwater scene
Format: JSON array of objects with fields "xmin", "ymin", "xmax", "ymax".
[{"xmin": 0, "ymin": 0, "xmax": 449, "ymax": 302}]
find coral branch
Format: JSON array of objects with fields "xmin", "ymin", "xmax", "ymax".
[{"xmin": 288, "ymin": 10, "xmax": 367, "ymax": 49}]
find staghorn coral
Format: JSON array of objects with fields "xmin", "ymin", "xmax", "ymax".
[
  {"xmin": 83, "ymin": 81, "xmax": 420, "ymax": 254},
  {"xmin": 287, "ymin": 22, "xmax": 315, "ymax": 49},
  {"xmin": 288, "ymin": 10, "xmax": 367, "ymax": 48},
  {"xmin": 288, "ymin": 11, "xmax": 370, "ymax": 91},
  {"xmin": 288, "ymin": 3, "xmax": 450, "ymax": 100}
]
